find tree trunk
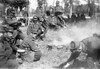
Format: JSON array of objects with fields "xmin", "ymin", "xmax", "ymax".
[{"xmin": 69, "ymin": 0, "xmax": 73, "ymax": 18}]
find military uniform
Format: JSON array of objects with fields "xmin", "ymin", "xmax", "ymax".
[
  {"xmin": 0, "ymin": 34, "xmax": 19, "ymax": 69},
  {"xmin": 27, "ymin": 19, "xmax": 43, "ymax": 35},
  {"xmin": 35, "ymin": 7, "xmax": 44, "ymax": 17},
  {"xmin": 7, "ymin": 19, "xmax": 25, "ymax": 54},
  {"xmin": 11, "ymin": 29, "xmax": 25, "ymax": 51},
  {"xmin": 54, "ymin": 1, "xmax": 65, "ymax": 27},
  {"xmin": 55, "ymin": 6, "xmax": 63, "ymax": 14},
  {"xmin": 47, "ymin": 15, "xmax": 58, "ymax": 25},
  {"xmin": 54, "ymin": 1, "xmax": 63, "ymax": 16},
  {"xmin": 21, "ymin": 35, "xmax": 42, "ymax": 62}
]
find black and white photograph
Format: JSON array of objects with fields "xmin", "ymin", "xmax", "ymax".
[{"xmin": 0, "ymin": 0, "xmax": 100, "ymax": 69}]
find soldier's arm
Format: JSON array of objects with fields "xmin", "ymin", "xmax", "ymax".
[
  {"xmin": 58, "ymin": 50, "xmax": 81, "ymax": 68},
  {"xmin": 12, "ymin": 30, "xmax": 18, "ymax": 39},
  {"xmin": 67, "ymin": 50, "xmax": 81, "ymax": 63}
]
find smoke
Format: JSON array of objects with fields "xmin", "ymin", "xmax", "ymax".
[{"xmin": 46, "ymin": 20, "xmax": 100, "ymax": 47}]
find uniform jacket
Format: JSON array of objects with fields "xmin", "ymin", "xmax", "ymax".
[
  {"xmin": 21, "ymin": 35, "xmax": 39, "ymax": 52},
  {"xmin": 27, "ymin": 22, "xmax": 42, "ymax": 35},
  {"xmin": 11, "ymin": 29, "xmax": 24, "ymax": 51}
]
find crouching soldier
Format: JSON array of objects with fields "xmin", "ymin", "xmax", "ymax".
[
  {"xmin": 55, "ymin": 34, "xmax": 100, "ymax": 69},
  {"xmin": 20, "ymin": 34, "xmax": 42, "ymax": 62},
  {"xmin": 27, "ymin": 16, "xmax": 44, "ymax": 40},
  {"xmin": 0, "ymin": 31, "xmax": 19, "ymax": 69}
]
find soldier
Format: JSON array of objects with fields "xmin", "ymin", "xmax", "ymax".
[
  {"xmin": 71, "ymin": 13, "xmax": 77, "ymax": 23},
  {"xmin": 0, "ymin": 29, "xmax": 19, "ymax": 69},
  {"xmin": 21, "ymin": 34, "xmax": 42, "ymax": 62},
  {"xmin": 7, "ymin": 19, "xmax": 25, "ymax": 55},
  {"xmin": 54, "ymin": 1, "xmax": 65, "ymax": 27},
  {"xmin": 54, "ymin": 1, "xmax": 63, "ymax": 16},
  {"xmin": 38, "ymin": 16, "xmax": 47, "ymax": 40},
  {"xmin": 46, "ymin": 7, "xmax": 60, "ymax": 30},
  {"xmin": 35, "ymin": 1, "xmax": 45, "ymax": 19},
  {"xmin": 55, "ymin": 34, "xmax": 100, "ymax": 69},
  {"xmin": 27, "ymin": 16, "xmax": 44, "ymax": 40}
]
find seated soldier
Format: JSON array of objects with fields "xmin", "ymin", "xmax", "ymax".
[
  {"xmin": 47, "ymin": 7, "xmax": 61, "ymax": 30},
  {"xmin": 21, "ymin": 33, "xmax": 42, "ymax": 62},
  {"xmin": 27, "ymin": 16, "xmax": 44, "ymax": 40},
  {"xmin": 7, "ymin": 18, "xmax": 25, "ymax": 53},
  {"xmin": 0, "ymin": 30, "xmax": 19, "ymax": 69}
]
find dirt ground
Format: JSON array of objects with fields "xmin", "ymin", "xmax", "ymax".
[{"xmin": 18, "ymin": 18, "xmax": 100, "ymax": 69}]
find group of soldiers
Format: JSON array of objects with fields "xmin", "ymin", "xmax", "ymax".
[
  {"xmin": 0, "ymin": 1, "xmax": 99, "ymax": 69},
  {"xmin": 27, "ymin": 1, "xmax": 65, "ymax": 40},
  {"xmin": 0, "ymin": 19, "xmax": 24, "ymax": 69},
  {"xmin": 0, "ymin": 17, "xmax": 42, "ymax": 69}
]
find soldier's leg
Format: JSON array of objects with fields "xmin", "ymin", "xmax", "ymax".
[{"xmin": 5, "ymin": 59, "xmax": 19, "ymax": 69}]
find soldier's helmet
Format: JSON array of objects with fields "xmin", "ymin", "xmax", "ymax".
[{"xmin": 70, "ymin": 41, "xmax": 80, "ymax": 50}]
